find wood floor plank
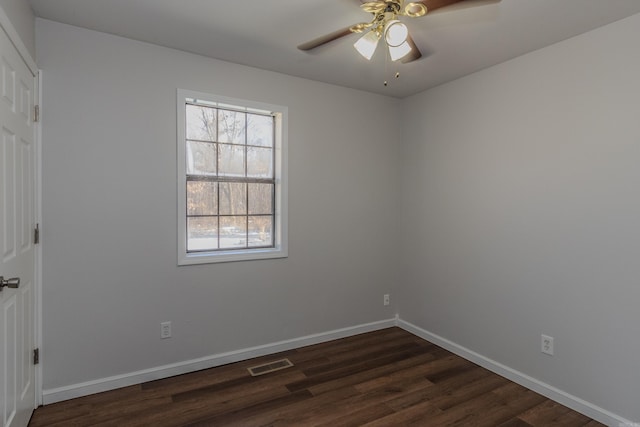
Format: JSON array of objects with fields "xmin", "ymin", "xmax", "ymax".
[
  {"xmin": 383, "ymin": 363, "xmax": 498, "ymax": 412},
  {"xmin": 303, "ymin": 343, "xmax": 451, "ymax": 397},
  {"xmin": 27, "ymin": 403, "xmax": 92, "ymax": 427},
  {"xmin": 360, "ymin": 399, "xmax": 444, "ymax": 426},
  {"xmin": 552, "ymin": 410, "xmax": 598, "ymax": 427},
  {"xmin": 301, "ymin": 341, "xmax": 424, "ymax": 377},
  {"xmin": 416, "ymin": 386, "xmax": 521, "ymax": 426},
  {"xmin": 294, "ymin": 328, "xmax": 409, "ymax": 359},
  {"xmin": 518, "ymin": 399, "xmax": 606, "ymax": 427},
  {"xmin": 304, "ymin": 332, "xmax": 431, "ymax": 364},
  {"xmin": 29, "ymin": 327, "xmax": 607, "ymax": 427},
  {"xmin": 101, "ymin": 385, "xmax": 296, "ymax": 427},
  {"xmin": 491, "ymin": 382, "xmax": 549, "ymax": 418},
  {"xmin": 497, "ymin": 418, "xmax": 535, "ymax": 427},
  {"xmin": 279, "ymin": 375, "xmax": 434, "ymax": 426},
  {"xmin": 287, "ymin": 347, "xmax": 428, "ymax": 393},
  {"xmin": 430, "ymin": 370, "xmax": 511, "ymax": 411},
  {"xmin": 352, "ymin": 350, "xmax": 450, "ymax": 393},
  {"xmin": 305, "ymin": 350, "xmax": 439, "ymax": 396},
  {"xmin": 313, "ymin": 403, "xmax": 396, "ymax": 427},
  {"xmin": 63, "ymin": 393, "xmax": 172, "ymax": 426},
  {"xmin": 207, "ymin": 385, "xmax": 362, "ymax": 427},
  {"xmin": 183, "ymin": 389, "xmax": 314, "ymax": 426},
  {"xmin": 172, "ymin": 368, "xmax": 306, "ymax": 403}
]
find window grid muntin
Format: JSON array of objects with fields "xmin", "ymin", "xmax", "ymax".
[
  {"xmin": 186, "ymin": 180, "xmax": 275, "ymax": 252},
  {"xmin": 185, "ymin": 102, "xmax": 276, "ymax": 253}
]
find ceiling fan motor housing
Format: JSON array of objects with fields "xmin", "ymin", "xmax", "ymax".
[{"xmin": 385, "ymin": 1, "xmax": 402, "ymax": 13}]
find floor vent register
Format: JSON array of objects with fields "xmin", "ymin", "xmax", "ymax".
[{"xmin": 247, "ymin": 358, "xmax": 294, "ymax": 377}]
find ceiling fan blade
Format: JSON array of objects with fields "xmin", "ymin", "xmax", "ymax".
[
  {"xmin": 417, "ymin": 0, "xmax": 468, "ymax": 13},
  {"xmin": 297, "ymin": 26, "xmax": 355, "ymax": 51},
  {"xmin": 400, "ymin": 34, "xmax": 422, "ymax": 63},
  {"xmin": 417, "ymin": 0, "xmax": 501, "ymax": 14}
]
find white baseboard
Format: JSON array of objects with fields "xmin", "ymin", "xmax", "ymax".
[
  {"xmin": 43, "ymin": 316, "xmax": 635, "ymax": 427},
  {"xmin": 397, "ymin": 319, "xmax": 634, "ymax": 427},
  {"xmin": 42, "ymin": 318, "xmax": 397, "ymax": 404}
]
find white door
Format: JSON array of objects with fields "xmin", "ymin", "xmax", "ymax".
[{"xmin": 0, "ymin": 21, "xmax": 37, "ymax": 427}]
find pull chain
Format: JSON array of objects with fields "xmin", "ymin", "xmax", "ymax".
[
  {"xmin": 383, "ymin": 50, "xmax": 401, "ymax": 87},
  {"xmin": 384, "ymin": 46, "xmax": 389, "ymax": 86}
]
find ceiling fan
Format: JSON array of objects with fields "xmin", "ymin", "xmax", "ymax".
[{"xmin": 298, "ymin": 0, "xmax": 500, "ymax": 64}]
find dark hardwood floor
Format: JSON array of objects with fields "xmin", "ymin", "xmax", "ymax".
[{"xmin": 29, "ymin": 327, "xmax": 605, "ymax": 426}]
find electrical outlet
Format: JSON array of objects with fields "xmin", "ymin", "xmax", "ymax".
[
  {"xmin": 161, "ymin": 321, "xmax": 172, "ymax": 339},
  {"xmin": 541, "ymin": 334, "xmax": 554, "ymax": 356},
  {"xmin": 383, "ymin": 294, "xmax": 390, "ymax": 306}
]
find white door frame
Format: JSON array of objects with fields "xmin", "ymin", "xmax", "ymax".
[
  {"xmin": 35, "ymin": 70, "xmax": 42, "ymax": 408},
  {"xmin": 0, "ymin": 4, "xmax": 42, "ymax": 408}
]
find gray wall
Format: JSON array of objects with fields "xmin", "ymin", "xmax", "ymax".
[
  {"xmin": 0, "ymin": 0, "xmax": 34, "ymax": 58},
  {"xmin": 37, "ymin": 18, "xmax": 400, "ymax": 390},
  {"xmin": 399, "ymin": 13, "xmax": 640, "ymax": 422},
  {"xmin": 36, "ymin": 9, "xmax": 640, "ymax": 423}
]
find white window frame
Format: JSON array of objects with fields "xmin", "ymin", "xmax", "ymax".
[{"xmin": 177, "ymin": 89, "xmax": 288, "ymax": 265}]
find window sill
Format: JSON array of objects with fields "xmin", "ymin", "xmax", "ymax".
[{"xmin": 178, "ymin": 247, "xmax": 288, "ymax": 265}]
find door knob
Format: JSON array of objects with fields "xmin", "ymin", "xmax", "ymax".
[{"xmin": 0, "ymin": 276, "xmax": 20, "ymax": 290}]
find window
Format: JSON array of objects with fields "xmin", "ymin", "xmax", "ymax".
[{"xmin": 177, "ymin": 89, "xmax": 287, "ymax": 265}]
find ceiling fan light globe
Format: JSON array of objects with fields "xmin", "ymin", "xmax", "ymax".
[
  {"xmin": 388, "ymin": 40, "xmax": 412, "ymax": 61},
  {"xmin": 384, "ymin": 20, "xmax": 409, "ymax": 47},
  {"xmin": 354, "ymin": 30, "xmax": 380, "ymax": 60}
]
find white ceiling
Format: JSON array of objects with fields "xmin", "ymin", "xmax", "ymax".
[{"xmin": 28, "ymin": 0, "xmax": 640, "ymax": 98}]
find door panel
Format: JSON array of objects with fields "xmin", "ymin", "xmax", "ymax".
[{"xmin": 0, "ymin": 20, "xmax": 36, "ymax": 427}]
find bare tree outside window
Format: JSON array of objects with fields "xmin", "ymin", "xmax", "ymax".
[{"xmin": 185, "ymin": 101, "xmax": 275, "ymax": 252}]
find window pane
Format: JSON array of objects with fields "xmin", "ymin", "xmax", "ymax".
[
  {"xmin": 187, "ymin": 217, "xmax": 218, "ymax": 251},
  {"xmin": 218, "ymin": 144, "xmax": 245, "ymax": 177},
  {"xmin": 186, "ymin": 104, "xmax": 216, "ymax": 141},
  {"xmin": 218, "ymin": 110, "xmax": 246, "ymax": 144},
  {"xmin": 247, "ymin": 114, "xmax": 273, "ymax": 147},
  {"xmin": 247, "ymin": 147, "xmax": 273, "ymax": 178},
  {"xmin": 186, "ymin": 141, "xmax": 216, "ymax": 176},
  {"xmin": 248, "ymin": 183, "xmax": 273, "ymax": 215},
  {"xmin": 248, "ymin": 216, "xmax": 273, "ymax": 247},
  {"xmin": 219, "ymin": 182, "xmax": 247, "ymax": 215},
  {"xmin": 220, "ymin": 216, "xmax": 247, "ymax": 249},
  {"xmin": 187, "ymin": 181, "xmax": 218, "ymax": 215}
]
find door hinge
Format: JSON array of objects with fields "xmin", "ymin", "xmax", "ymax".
[
  {"xmin": 34, "ymin": 105, "xmax": 39, "ymax": 123},
  {"xmin": 34, "ymin": 224, "xmax": 40, "ymax": 244},
  {"xmin": 33, "ymin": 348, "xmax": 40, "ymax": 365}
]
